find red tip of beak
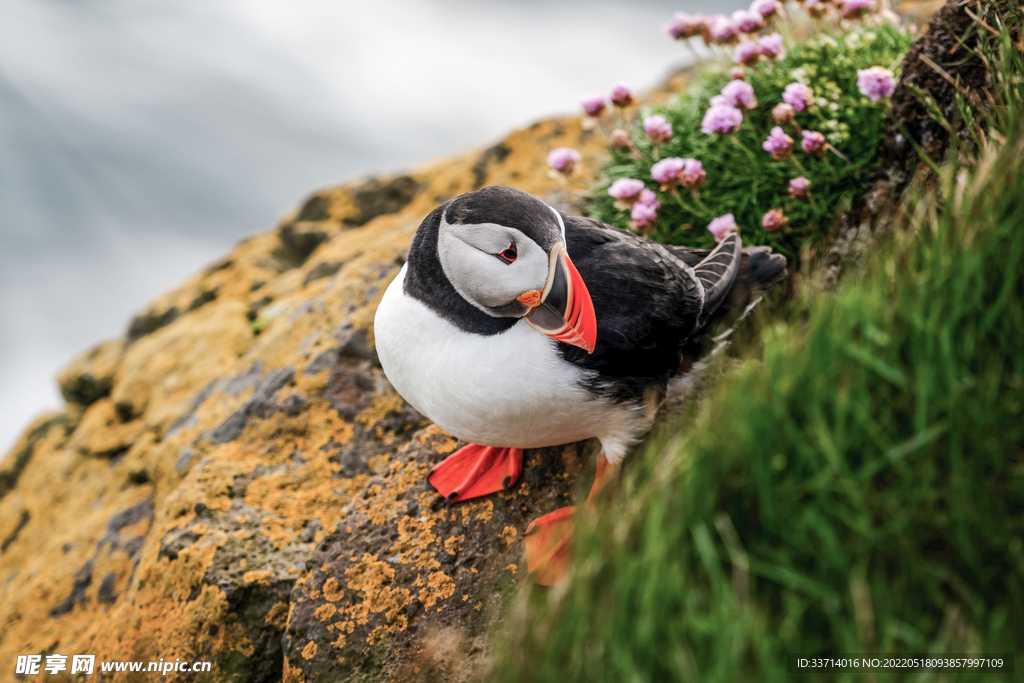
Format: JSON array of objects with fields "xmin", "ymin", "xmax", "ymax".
[{"xmin": 549, "ymin": 252, "xmax": 598, "ymax": 353}]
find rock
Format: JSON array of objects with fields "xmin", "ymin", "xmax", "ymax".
[
  {"xmin": 56, "ymin": 339, "xmax": 124, "ymax": 407},
  {"xmin": 343, "ymin": 176, "xmax": 422, "ymax": 227},
  {"xmin": 0, "ymin": 103, "xmax": 609, "ymax": 682}
]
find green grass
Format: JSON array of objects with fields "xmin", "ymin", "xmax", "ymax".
[
  {"xmin": 587, "ymin": 22, "xmax": 912, "ymax": 263},
  {"xmin": 496, "ymin": 7, "xmax": 1024, "ymax": 682}
]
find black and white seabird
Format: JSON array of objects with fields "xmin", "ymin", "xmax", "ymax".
[{"xmin": 374, "ymin": 186, "xmax": 786, "ymax": 584}]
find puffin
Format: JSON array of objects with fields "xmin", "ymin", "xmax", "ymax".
[{"xmin": 373, "ymin": 186, "xmax": 786, "ymax": 585}]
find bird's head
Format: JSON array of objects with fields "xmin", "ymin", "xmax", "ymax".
[{"xmin": 435, "ymin": 186, "xmax": 597, "ymax": 353}]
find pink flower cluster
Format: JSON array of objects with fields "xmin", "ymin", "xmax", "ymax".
[
  {"xmin": 580, "ymin": 83, "xmax": 636, "ymax": 117},
  {"xmin": 701, "ymin": 79, "xmax": 757, "ymax": 135},
  {"xmin": 644, "ymin": 115, "xmax": 673, "ymax": 144},
  {"xmin": 702, "ymin": 104, "xmax": 743, "ymax": 135},
  {"xmin": 750, "ymin": 0, "xmax": 778, "ymax": 19},
  {"xmin": 733, "ymin": 39, "xmax": 761, "ymax": 67},
  {"xmin": 733, "ymin": 32, "xmax": 784, "ymax": 66},
  {"xmin": 708, "ymin": 15, "xmax": 741, "ymax": 43},
  {"xmin": 630, "ymin": 190, "xmax": 661, "ymax": 231},
  {"xmin": 609, "ymin": 129, "xmax": 633, "ymax": 151},
  {"xmin": 707, "ymin": 214, "xmax": 739, "ymax": 243},
  {"xmin": 759, "ymin": 33, "xmax": 784, "ymax": 60},
  {"xmin": 608, "ymin": 180, "xmax": 662, "ymax": 231},
  {"xmin": 719, "ymin": 80, "xmax": 757, "ymax": 109},
  {"xmin": 805, "ymin": 0, "xmax": 828, "ymax": 18},
  {"xmin": 782, "ymin": 82, "xmax": 815, "ymax": 112},
  {"xmin": 772, "ymin": 102, "xmax": 796, "ymax": 125},
  {"xmin": 610, "ymin": 82, "xmax": 634, "ymax": 107},
  {"xmin": 651, "ymin": 157, "xmax": 706, "ymax": 191},
  {"xmin": 839, "ymin": 0, "xmax": 876, "ymax": 19},
  {"xmin": 547, "ymin": 147, "xmax": 581, "ymax": 173},
  {"xmin": 733, "ymin": 9, "xmax": 764, "ymax": 33},
  {"xmin": 580, "ymin": 93, "xmax": 607, "ymax": 117},
  {"xmin": 801, "ymin": 130, "xmax": 827, "ymax": 156},
  {"xmin": 789, "ymin": 176, "xmax": 812, "ymax": 200},
  {"xmin": 664, "ymin": 12, "xmax": 708, "ymax": 40},
  {"xmin": 608, "ymin": 178, "xmax": 646, "ymax": 206},
  {"xmin": 669, "ymin": 0, "xmax": 779, "ymax": 48},
  {"xmin": 762, "ymin": 209, "xmax": 788, "ymax": 233},
  {"xmin": 857, "ymin": 66, "xmax": 896, "ymax": 102},
  {"xmin": 762, "ymin": 127, "xmax": 794, "ymax": 160}
]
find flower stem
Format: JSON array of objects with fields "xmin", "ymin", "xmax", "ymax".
[
  {"xmin": 730, "ymin": 134, "xmax": 760, "ymax": 166},
  {"xmin": 670, "ymin": 188, "xmax": 709, "ymax": 221}
]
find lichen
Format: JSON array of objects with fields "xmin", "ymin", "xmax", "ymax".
[{"xmin": 0, "ymin": 74, "xmax": 612, "ymax": 682}]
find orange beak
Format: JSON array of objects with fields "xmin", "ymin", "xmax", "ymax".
[{"xmin": 524, "ymin": 245, "xmax": 597, "ymax": 354}]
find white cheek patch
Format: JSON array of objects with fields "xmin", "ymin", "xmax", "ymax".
[{"xmin": 437, "ymin": 214, "xmax": 550, "ymax": 313}]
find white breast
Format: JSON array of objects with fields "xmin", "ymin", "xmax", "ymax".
[{"xmin": 373, "ymin": 265, "xmax": 642, "ymax": 458}]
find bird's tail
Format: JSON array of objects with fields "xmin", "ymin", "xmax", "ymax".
[
  {"xmin": 671, "ymin": 242, "xmax": 788, "ymax": 315},
  {"xmin": 670, "ymin": 242, "xmax": 788, "ymax": 371}
]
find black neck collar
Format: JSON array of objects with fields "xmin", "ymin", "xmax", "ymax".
[{"xmin": 403, "ymin": 206, "xmax": 518, "ymax": 336}]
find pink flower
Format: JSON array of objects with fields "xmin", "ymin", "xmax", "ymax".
[
  {"xmin": 733, "ymin": 39, "xmax": 761, "ymax": 66},
  {"xmin": 840, "ymin": 0, "xmax": 875, "ymax": 19},
  {"xmin": 762, "ymin": 126, "xmax": 794, "ymax": 160},
  {"xmin": 609, "ymin": 129, "xmax": 633, "ymax": 151},
  {"xmin": 732, "ymin": 9, "xmax": 764, "ymax": 33},
  {"xmin": 608, "ymin": 178, "xmax": 646, "ymax": 203},
  {"xmin": 783, "ymin": 82, "xmax": 815, "ymax": 111},
  {"xmin": 857, "ymin": 66, "xmax": 896, "ymax": 102},
  {"xmin": 708, "ymin": 214, "xmax": 739, "ymax": 243},
  {"xmin": 805, "ymin": 0, "xmax": 828, "ymax": 18},
  {"xmin": 664, "ymin": 12, "xmax": 708, "ymax": 40},
  {"xmin": 580, "ymin": 93, "xmax": 607, "ymax": 117},
  {"xmin": 680, "ymin": 158, "xmax": 706, "ymax": 190},
  {"xmin": 651, "ymin": 157, "xmax": 705, "ymax": 191},
  {"xmin": 708, "ymin": 15, "xmax": 740, "ymax": 43},
  {"xmin": 759, "ymin": 33, "xmax": 785, "ymax": 60},
  {"xmin": 631, "ymin": 202, "xmax": 659, "ymax": 227},
  {"xmin": 637, "ymin": 189, "xmax": 659, "ymax": 207},
  {"xmin": 729, "ymin": 66, "xmax": 747, "ymax": 81},
  {"xmin": 631, "ymin": 191, "xmax": 661, "ymax": 231},
  {"xmin": 750, "ymin": 0, "xmax": 778, "ymax": 19},
  {"xmin": 762, "ymin": 209, "xmax": 788, "ymax": 233},
  {"xmin": 789, "ymin": 176, "xmax": 812, "ymax": 200},
  {"xmin": 720, "ymin": 80, "xmax": 758, "ymax": 109},
  {"xmin": 701, "ymin": 104, "xmax": 744, "ymax": 135},
  {"xmin": 610, "ymin": 82, "xmax": 634, "ymax": 108},
  {"xmin": 643, "ymin": 115, "xmax": 673, "ymax": 144},
  {"xmin": 772, "ymin": 102, "xmax": 796, "ymax": 125},
  {"xmin": 651, "ymin": 157, "xmax": 686, "ymax": 189},
  {"xmin": 801, "ymin": 130, "xmax": 827, "ymax": 156},
  {"xmin": 548, "ymin": 147, "xmax": 582, "ymax": 173}
]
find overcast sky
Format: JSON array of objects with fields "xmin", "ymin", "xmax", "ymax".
[{"xmin": 0, "ymin": 0, "xmax": 744, "ymax": 456}]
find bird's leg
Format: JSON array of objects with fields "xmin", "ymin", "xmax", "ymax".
[
  {"xmin": 524, "ymin": 452, "xmax": 620, "ymax": 586},
  {"xmin": 584, "ymin": 454, "xmax": 617, "ymax": 508},
  {"xmin": 428, "ymin": 444, "xmax": 524, "ymax": 503}
]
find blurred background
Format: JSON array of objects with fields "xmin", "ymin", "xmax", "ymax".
[{"xmin": 0, "ymin": 0, "xmax": 745, "ymax": 456}]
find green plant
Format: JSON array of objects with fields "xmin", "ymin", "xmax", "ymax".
[
  {"xmin": 504, "ymin": 5, "xmax": 1024, "ymax": 681},
  {"xmin": 568, "ymin": 11, "xmax": 913, "ymax": 263}
]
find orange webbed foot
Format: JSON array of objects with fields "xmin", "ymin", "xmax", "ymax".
[
  {"xmin": 524, "ymin": 506, "xmax": 576, "ymax": 586},
  {"xmin": 428, "ymin": 444, "xmax": 523, "ymax": 503},
  {"xmin": 523, "ymin": 453, "xmax": 619, "ymax": 586}
]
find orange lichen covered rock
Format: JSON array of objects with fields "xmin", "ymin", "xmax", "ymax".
[{"xmin": 0, "ymin": 111, "xmax": 608, "ymax": 682}]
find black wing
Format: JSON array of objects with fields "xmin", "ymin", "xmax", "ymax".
[{"xmin": 558, "ymin": 215, "xmax": 710, "ymax": 402}]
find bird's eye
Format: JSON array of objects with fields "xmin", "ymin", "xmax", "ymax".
[{"xmin": 497, "ymin": 241, "xmax": 517, "ymax": 264}]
